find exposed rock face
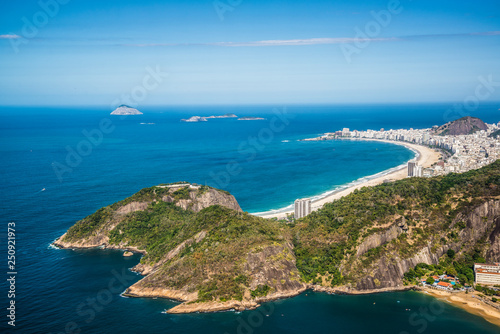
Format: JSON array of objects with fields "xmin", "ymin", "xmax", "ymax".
[
  {"xmin": 434, "ymin": 116, "xmax": 487, "ymax": 136},
  {"xmin": 244, "ymin": 242, "xmax": 306, "ymax": 297},
  {"xmin": 355, "ymin": 245, "xmax": 449, "ymax": 290},
  {"xmin": 175, "ymin": 188, "xmax": 242, "ymax": 213},
  {"xmin": 353, "ymin": 199, "xmax": 500, "ymax": 291},
  {"xmin": 356, "ymin": 224, "xmax": 404, "ymax": 257},
  {"xmin": 116, "ymin": 201, "xmax": 150, "ymax": 214}
]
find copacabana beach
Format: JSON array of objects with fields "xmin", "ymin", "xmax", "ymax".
[{"xmin": 256, "ymin": 138, "xmax": 442, "ymax": 219}]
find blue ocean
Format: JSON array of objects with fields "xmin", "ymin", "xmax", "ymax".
[{"xmin": 1, "ymin": 103, "xmax": 500, "ymax": 333}]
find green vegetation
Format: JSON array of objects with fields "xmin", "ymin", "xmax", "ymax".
[
  {"xmin": 65, "ymin": 207, "xmax": 113, "ymax": 241},
  {"xmin": 475, "ymin": 285, "xmax": 500, "ymax": 297},
  {"xmin": 250, "ymin": 284, "xmax": 271, "ymax": 298},
  {"xmin": 172, "ymin": 186, "xmax": 191, "ymax": 200}
]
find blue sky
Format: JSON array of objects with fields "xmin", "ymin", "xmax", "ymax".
[{"xmin": 0, "ymin": 0, "xmax": 499, "ymax": 106}]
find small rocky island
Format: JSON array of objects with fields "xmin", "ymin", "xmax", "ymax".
[
  {"xmin": 181, "ymin": 114, "xmax": 261, "ymax": 122},
  {"xmin": 111, "ymin": 105, "xmax": 143, "ymax": 115},
  {"xmin": 180, "ymin": 116, "xmax": 208, "ymax": 122},
  {"xmin": 238, "ymin": 117, "xmax": 266, "ymax": 121}
]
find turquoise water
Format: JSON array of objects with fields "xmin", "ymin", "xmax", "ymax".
[{"xmin": 1, "ymin": 104, "xmax": 499, "ymax": 333}]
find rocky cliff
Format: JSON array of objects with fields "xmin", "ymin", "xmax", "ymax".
[{"xmin": 352, "ymin": 199, "xmax": 500, "ymax": 290}]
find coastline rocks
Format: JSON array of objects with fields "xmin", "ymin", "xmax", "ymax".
[
  {"xmin": 123, "ymin": 251, "xmax": 134, "ymax": 257},
  {"xmin": 167, "ymin": 300, "xmax": 259, "ymax": 314}
]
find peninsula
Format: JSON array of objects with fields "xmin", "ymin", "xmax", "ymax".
[
  {"xmin": 110, "ymin": 105, "xmax": 143, "ymax": 115},
  {"xmin": 54, "ymin": 160, "xmax": 500, "ymax": 326}
]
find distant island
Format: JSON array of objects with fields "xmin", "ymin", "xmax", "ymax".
[
  {"xmin": 181, "ymin": 116, "xmax": 208, "ymax": 122},
  {"xmin": 181, "ymin": 113, "xmax": 237, "ymax": 122},
  {"xmin": 181, "ymin": 114, "xmax": 266, "ymax": 122},
  {"xmin": 206, "ymin": 113, "xmax": 237, "ymax": 119},
  {"xmin": 110, "ymin": 105, "xmax": 143, "ymax": 115},
  {"xmin": 238, "ymin": 117, "xmax": 266, "ymax": 121}
]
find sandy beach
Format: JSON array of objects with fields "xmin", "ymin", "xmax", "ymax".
[
  {"xmin": 256, "ymin": 139, "xmax": 441, "ymax": 219},
  {"xmin": 421, "ymin": 288, "xmax": 500, "ymax": 327}
]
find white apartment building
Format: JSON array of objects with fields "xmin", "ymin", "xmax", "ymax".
[
  {"xmin": 294, "ymin": 198, "xmax": 311, "ymax": 219},
  {"xmin": 474, "ymin": 263, "xmax": 500, "ymax": 285}
]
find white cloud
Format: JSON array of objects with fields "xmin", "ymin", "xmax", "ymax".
[
  {"xmin": 125, "ymin": 37, "xmax": 399, "ymax": 48},
  {"xmin": 211, "ymin": 37, "xmax": 399, "ymax": 47},
  {"xmin": 122, "ymin": 31, "xmax": 500, "ymax": 48}
]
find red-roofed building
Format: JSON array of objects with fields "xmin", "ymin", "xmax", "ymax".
[{"xmin": 437, "ymin": 282, "xmax": 452, "ymax": 288}]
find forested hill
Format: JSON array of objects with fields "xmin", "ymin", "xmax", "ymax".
[
  {"xmin": 55, "ymin": 161, "xmax": 500, "ymax": 313},
  {"xmin": 293, "ymin": 160, "xmax": 500, "ymax": 290}
]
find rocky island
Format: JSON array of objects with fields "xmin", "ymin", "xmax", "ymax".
[
  {"xmin": 54, "ymin": 162, "xmax": 500, "ymax": 318},
  {"xmin": 238, "ymin": 117, "xmax": 266, "ymax": 121},
  {"xmin": 180, "ymin": 116, "xmax": 208, "ymax": 122},
  {"xmin": 181, "ymin": 113, "xmax": 237, "ymax": 122},
  {"xmin": 110, "ymin": 105, "xmax": 143, "ymax": 115}
]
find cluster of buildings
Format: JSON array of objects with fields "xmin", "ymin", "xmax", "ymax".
[
  {"xmin": 422, "ymin": 263, "xmax": 500, "ymax": 291},
  {"xmin": 422, "ymin": 274, "xmax": 464, "ymax": 291},
  {"xmin": 315, "ymin": 121, "xmax": 500, "ymax": 177},
  {"xmin": 294, "ymin": 198, "xmax": 311, "ymax": 219},
  {"xmin": 474, "ymin": 263, "xmax": 500, "ymax": 286}
]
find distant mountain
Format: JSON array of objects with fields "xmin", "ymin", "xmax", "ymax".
[
  {"xmin": 434, "ymin": 116, "xmax": 487, "ymax": 136},
  {"xmin": 111, "ymin": 105, "xmax": 143, "ymax": 115}
]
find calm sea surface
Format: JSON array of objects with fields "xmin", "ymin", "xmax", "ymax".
[{"xmin": 1, "ymin": 103, "xmax": 499, "ymax": 333}]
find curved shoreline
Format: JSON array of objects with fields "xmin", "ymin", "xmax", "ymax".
[{"xmin": 254, "ymin": 138, "xmax": 441, "ymax": 219}]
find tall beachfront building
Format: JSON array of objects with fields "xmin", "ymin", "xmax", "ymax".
[
  {"xmin": 294, "ymin": 198, "xmax": 311, "ymax": 219},
  {"xmin": 408, "ymin": 161, "xmax": 416, "ymax": 177}
]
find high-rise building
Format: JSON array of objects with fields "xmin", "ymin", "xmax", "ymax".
[
  {"xmin": 407, "ymin": 161, "xmax": 416, "ymax": 177},
  {"xmin": 294, "ymin": 198, "xmax": 311, "ymax": 219},
  {"xmin": 415, "ymin": 165, "xmax": 423, "ymax": 177}
]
